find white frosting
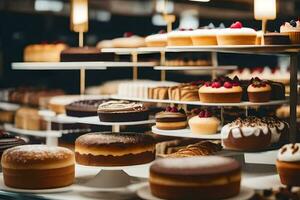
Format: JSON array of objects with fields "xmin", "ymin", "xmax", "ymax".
[
  {"xmin": 145, "ymin": 33, "xmax": 167, "ymax": 42},
  {"xmin": 167, "ymin": 30, "xmax": 193, "ymax": 38},
  {"xmin": 278, "ymin": 143, "xmax": 300, "ymax": 162},
  {"xmin": 218, "ymin": 28, "xmax": 257, "ymax": 36},
  {"xmin": 281, "ymin": 21, "xmax": 300, "ymax": 32},
  {"xmin": 190, "ymin": 29, "xmax": 219, "ymax": 36}
]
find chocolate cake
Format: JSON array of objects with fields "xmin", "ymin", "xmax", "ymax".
[
  {"xmin": 60, "ymin": 47, "xmax": 113, "ymax": 62},
  {"xmin": 97, "ymin": 101, "xmax": 149, "ymax": 122},
  {"xmin": 75, "ymin": 132, "xmax": 156, "ymax": 166},
  {"xmin": 264, "ymin": 33, "xmax": 291, "ymax": 45},
  {"xmin": 65, "ymin": 99, "xmax": 109, "ymax": 117}
]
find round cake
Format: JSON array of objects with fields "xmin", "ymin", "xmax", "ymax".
[
  {"xmin": 247, "ymin": 77, "xmax": 272, "ymax": 103},
  {"xmin": 149, "ymin": 156, "xmax": 241, "ymax": 200},
  {"xmin": 190, "ymin": 28, "xmax": 218, "ymax": 46},
  {"xmin": 221, "ymin": 116, "xmax": 288, "ymax": 151},
  {"xmin": 155, "ymin": 106, "xmax": 187, "ymax": 130},
  {"xmin": 167, "ymin": 29, "xmax": 193, "ymax": 46},
  {"xmin": 65, "ymin": 99, "xmax": 108, "ymax": 117},
  {"xmin": 145, "ymin": 31, "xmax": 168, "ymax": 47},
  {"xmin": 75, "ymin": 132, "xmax": 156, "ymax": 166},
  {"xmin": 277, "ymin": 143, "xmax": 300, "ymax": 186},
  {"xmin": 97, "ymin": 100, "xmax": 149, "ymax": 122},
  {"xmin": 112, "ymin": 32, "xmax": 145, "ymax": 48},
  {"xmin": 1, "ymin": 145, "xmax": 75, "ymax": 189},
  {"xmin": 188, "ymin": 110, "xmax": 220, "ymax": 135},
  {"xmin": 217, "ymin": 21, "xmax": 257, "ymax": 45},
  {"xmin": 198, "ymin": 76, "xmax": 243, "ymax": 103}
]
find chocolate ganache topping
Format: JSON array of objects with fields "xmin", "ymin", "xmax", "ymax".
[{"xmin": 221, "ymin": 116, "xmax": 287, "ymax": 143}]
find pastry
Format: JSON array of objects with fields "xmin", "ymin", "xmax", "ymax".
[
  {"xmin": 217, "ymin": 21, "xmax": 257, "ymax": 45},
  {"xmin": 145, "ymin": 30, "xmax": 168, "ymax": 47},
  {"xmin": 198, "ymin": 76, "xmax": 243, "ymax": 103},
  {"xmin": 65, "ymin": 99, "xmax": 108, "ymax": 117},
  {"xmin": 155, "ymin": 106, "xmax": 188, "ymax": 130},
  {"xmin": 60, "ymin": 47, "xmax": 112, "ymax": 61},
  {"xmin": 149, "ymin": 156, "xmax": 241, "ymax": 200},
  {"xmin": 15, "ymin": 107, "xmax": 47, "ymax": 131},
  {"xmin": 1, "ymin": 145, "xmax": 75, "ymax": 189},
  {"xmin": 277, "ymin": 143, "xmax": 300, "ymax": 186},
  {"xmin": 112, "ymin": 32, "xmax": 145, "ymax": 48},
  {"xmin": 264, "ymin": 32, "xmax": 291, "ymax": 45},
  {"xmin": 190, "ymin": 28, "xmax": 218, "ymax": 46},
  {"xmin": 221, "ymin": 116, "xmax": 288, "ymax": 151},
  {"xmin": 247, "ymin": 77, "xmax": 272, "ymax": 102},
  {"xmin": 280, "ymin": 19, "xmax": 300, "ymax": 44},
  {"xmin": 0, "ymin": 131, "xmax": 25, "ymax": 160},
  {"xmin": 188, "ymin": 110, "xmax": 220, "ymax": 135},
  {"xmin": 97, "ymin": 101, "xmax": 149, "ymax": 122},
  {"xmin": 24, "ymin": 43, "xmax": 68, "ymax": 62},
  {"xmin": 167, "ymin": 29, "xmax": 193, "ymax": 46},
  {"xmin": 75, "ymin": 132, "xmax": 156, "ymax": 166}
]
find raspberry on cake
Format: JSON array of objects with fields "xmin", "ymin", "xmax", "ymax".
[
  {"xmin": 155, "ymin": 106, "xmax": 188, "ymax": 130},
  {"xmin": 198, "ymin": 76, "xmax": 243, "ymax": 103},
  {"xmin": 188, "ymin": 110, "xmax": 220, "ymax": 135}
]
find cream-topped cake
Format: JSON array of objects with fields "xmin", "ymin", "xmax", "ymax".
[
  {"xmin": 188, "ymin": 110, "xmax": 220, "ymax": 135},
  {"xmin": 167, "ymin": 29, "xmax": 193, "ymax": 46},
  {"xmin": 280, "ymin": 19, "xmax": 300, "ymax": 44},
  {"xmin": 190, "ymin": 29, "xmax": 218, "ymax": 46},
  {"xmin": 145, "ymin": 30, "xmax": 168, "ymax": 47}
]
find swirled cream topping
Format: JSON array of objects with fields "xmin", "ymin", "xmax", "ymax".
[
  {"xmin": 97, "ymin": 101, "xmax": 145, "ymax": 112},
  {"xmin": 278, "ymin": 143, "xmax": 300, "ymax": 162}
]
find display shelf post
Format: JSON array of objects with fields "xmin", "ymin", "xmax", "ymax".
[
  {"xmin": 79, "ymin": 31, "xmax": 86, "ymax": 95},
  {"xmin": 290, "ymin": 53, "xmax": 298, "ymax": 142},
  {"xmin": 211, "ymin": 52, "xmax": 218, "ymax": 79},
  {"xmin": 112, "ymin": 124, "xmax": 120, "ymax": 133},
  {"xmin": 131, "ymin": 51, "xmax": 138, "ymax": 80},
  {"xmin": 160, "ymin": 51, "xmax": 166, "ymax": 81}
]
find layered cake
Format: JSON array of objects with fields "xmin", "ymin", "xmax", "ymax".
[
  {"xmin": 149, "ymin": 156, "xmax": 241, "ymax": 200},
  {"xmin": 0, "ymin": 131, "xmax": 25, "ymax": 160},
  {"xmin": 221, "ymin": 116, "xmax": 288, "ymax": 151},
  {"xmin": 280, "ymin": 19, "xmax": 300, "ymax": 44},
  {"xmin": 65, "ymin": 99, "xmax": 108, "ymax": 117},
  {"xmin": 264, "ymin": 32, "xmax": 291, "ymax": 45},
  {"xmin": 217, "ymin": 21, "xmax": 257, "ymax": 45},
  {"xmin": 1, "ymin": 145, "xmax": 75, "ymax": 189},
  {"xmin": 190, "ymin": 28, "xmax": 218, "ymax": 46},
  {"xmin": 24, "ymin": 43, "xmax": 68, "ymax": 62},
  {"xmin": 155, "ymin": 106, "xmax": 188, "ymax": 130},
  {"xmin": 167, "ymin": 29, "xmax": 193, "ymax": 46},
  {"xmin": 188, "ymin": 110, "xmax": 220, "ymax": 135},
  {"xmin": 75, "ymin": 132, "xmax": 156, "ymax": 166},
  {"xmin": 198, "ymin": 76, "xmax": 243, "ymax": 103},
  {"xmin": 97, "ymin": 101, "xmax": 149, "ymax": 122},
  {"xmin": 15, "ymin": 107, "xmax": 47, "ymax": 131},
  {"xmin": 60, "ymin": 47, "xmax": 111, "ymax": 61},
  {"xmin": 145, "ymin": 30, "xmax": 168, "ymax": 47},
  {"xmin": 247, "ymin": 77, "xmax": 272, "ymax": 102},
  {"xmin": 112, "ymin": 32, "xmax": 145, "ymax": 48},
  {"xmin": 277, "ymin": 143, "xmax": 300, "ymax": 186}
]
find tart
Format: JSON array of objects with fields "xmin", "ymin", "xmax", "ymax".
[
  {"xmin": 277, "ymin": 143, "xmax": 300, "ymax": 186},
  {"xmin": 280, "ymin": 20, "xmax": 300, "ymax": 44},
  {"xmin": 188, "ymin": 110, "xmax": 220, "ymax": 135},
  {"xmin": 75, "ymin": 132, "xmax": 156, "ymax": 166},
  {"xmin": 217, "ymin": 21, "xmax": 257, "ymax": 45},
  {"xmin": 190, "ymin": 28, "xmax": 218, "ymax": 46},
  {"xmin": 247, "ymin": 77, "xmax": 272, "ymax": 103},
  {"xmin": 149, "ymin": 156, "xmax": 241, "ymax": 200},
  {"xmin": 167, "ymin": 29, "xmax": 193, "ymax": 46},
  {"xmin": 198, "ymin": 76, "xmax": 243, "ymax": 103},
  {"xmin": 155, "ymin": 106, "xmax": 188, "ymax": 130},
  {"xmin": 221, "ymin": 116, "xmax": 288, "ymax": 151},
  {"xmin": 97, "ymin": 101, "xmax": 149, "ymax": 122},
  {"xmin": 145, "ymin": 30, "xmax": 168, "ymax": 47}
]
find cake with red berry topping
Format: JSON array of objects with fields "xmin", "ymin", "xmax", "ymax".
[
  {"xmin": 155, "ymin": 106, "xmax": 188, "ymax": 130},
  {"xmin": 112, "ymin": 32, "xmax": 145, "ymax": 48},
  {"xmin": 217, "ymin": 21, "xmax": 257, "ymax": 45},
  {"xmin": 188, "ymin": 110, "xmax": 220, "ymax": 135},
  {"xmin": 280, "ymin": 19, "xmax": 300, "ymax": 44},
  {"xmin": 167, "ymin": 29, "xmax": 193, "ymax": 46},
  {"xmin": 145, "ymin": 30, "xmax": 168, "ymax": 47},
  {"xmin": 247, "ymin": 77, "xmax": 272, "ymax": 103},
  {"xmin": 198, "ymin": 76, "xmax": 243, "ymax": 103}
]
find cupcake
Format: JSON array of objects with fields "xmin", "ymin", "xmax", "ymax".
[
  {"xmin": 277, "ymin": 143, "xmax": 300, "ymax": 186},
  {"xmin": 167, "ymin": 29, "xmax": 193, "ymax": 46},
  {"xmin": 145, "ymin": 30, "xmax": 167, "ymax": 47},
  {"xmin": 188, "ymin": 110, "xmax": 220, "ymax": 135},
  {"xmin": 198, "ymin": 76, "xmax": 243, "ymax": 103},
  {"xmin": 247, "ymin": 77, "xmax": 272, "ymax": 103},
  {"xmin": 280, "ymin": 20, "xmax": 300, "ymax": 44},
  {"xmin": 155, "ymin": 106, "xmax": 188, "ymax": 130},
  {"xmin": 217, "ymin": 21, "xmax": 257, "ymax": 45}
]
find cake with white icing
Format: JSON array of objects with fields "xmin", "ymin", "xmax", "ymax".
[
  {"xmin": 145, "ymin": 30, "xmax": 168, "ymax": 47},
  {"xmin": 277, "ymin": 143, "xmax": 300, "ymax": 186},
  {"xmin": 221, "ymin": 116, "xmax": 288, "ymax": 151},
  {"xmin": 167, "ymin": 29, "xmax": 193, "ymax": 46}
]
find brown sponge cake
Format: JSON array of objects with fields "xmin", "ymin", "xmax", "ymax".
[
  {"xmin": 1, "ymin": 145, "xmax": 75, "ymax": 189},
  {"xmin": 149, "ymin": 156, "xmax": 241, "ymax": 200},
  {"xmin": 75, "ymin": 132, "xmax": 156, "ymax": 166}
]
